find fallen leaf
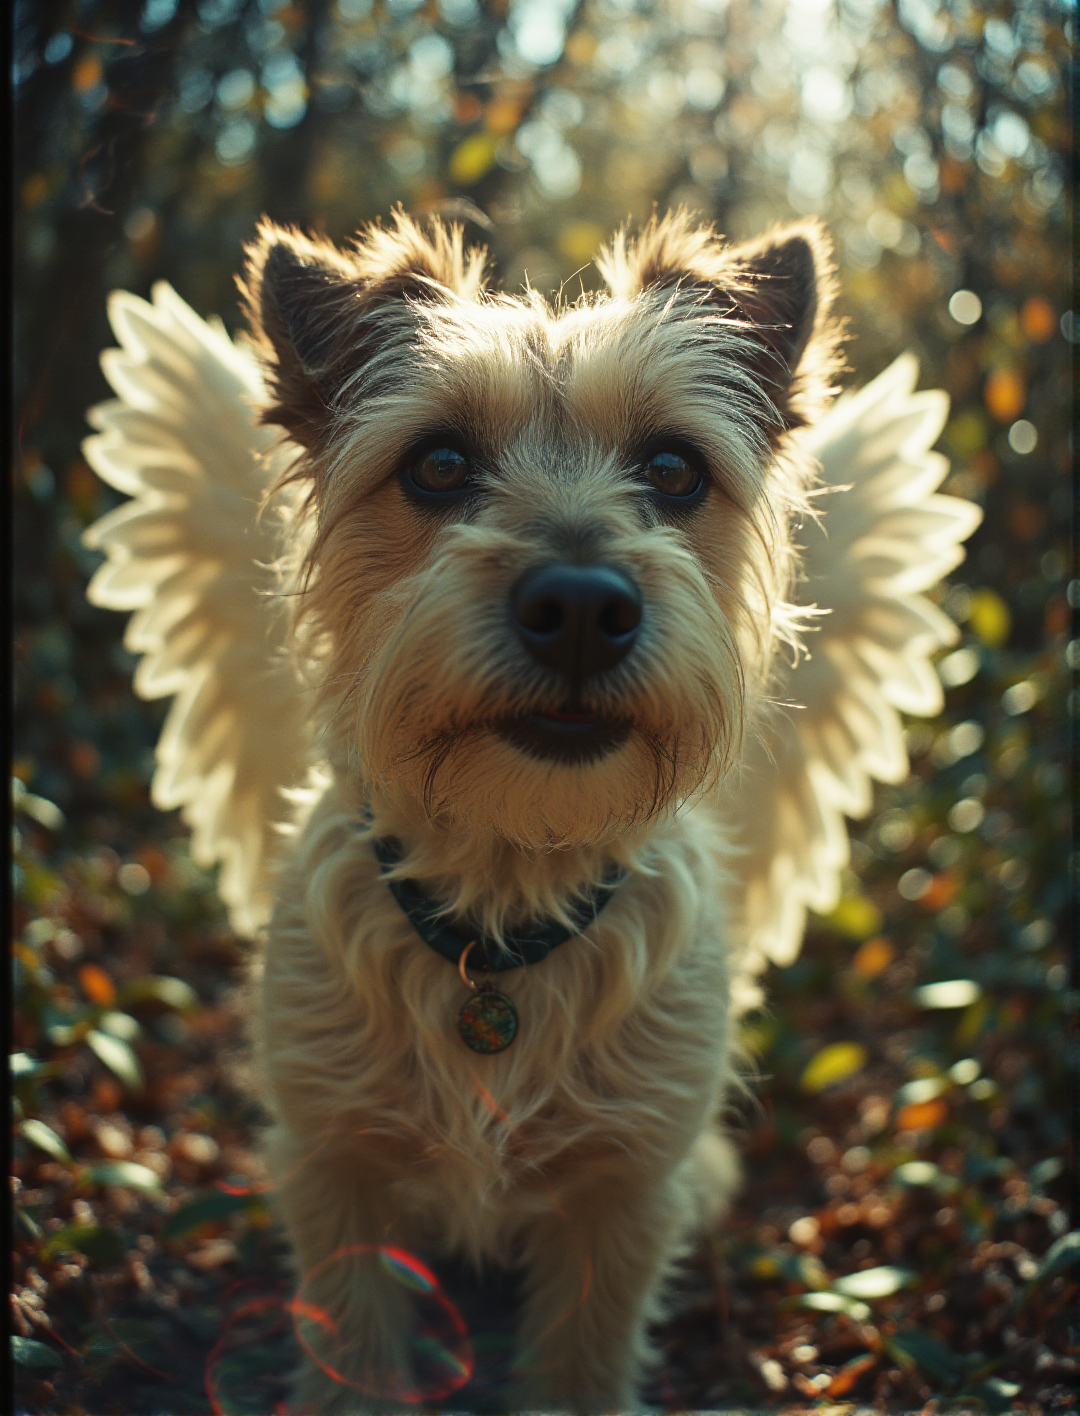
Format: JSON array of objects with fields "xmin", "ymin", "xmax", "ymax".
[
  {"xmin": 912, "ymin": 979, "xmax": 982, "ymax": 1009},
  {"xmin": 19, "ymin": 1117, "xmax": 72, "ymax": 1164},
  {"xmin": 833, "ymin": 1265, "xmax": 916, "ymax": 1299},
  {"xmin": 83, "ymin": 1160, "xmax": 162, "ymax": 1192},
  {"xmin": 827, "ymin": 1352, "xmax": 878, "ymax": 1396},
  {"xmin": 896, "ymin": 1097, "xmax": 949, "ymax": 1130},
  {"xmin": 86, "ymin": 1029, "xmax": 143, "ymax": 1090},
  {"xmin": 801, "ymin": 1042, "xmax": 868, "ymax": 1094},
  {"xmin": 79, "ymin": 962, "xmax": 116, "ymax": 1006},
  {"xmin": 11, "ymin": 1335, "xmax": 63, "ymax": 1371}
]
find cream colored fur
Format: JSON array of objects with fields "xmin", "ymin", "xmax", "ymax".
[{"xmin": 82, "ymin": 211, "xmax": 979, "ymax": 1413}]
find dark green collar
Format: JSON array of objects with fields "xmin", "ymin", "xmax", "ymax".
[{"xmin": 372, "ymin": 834, "xmax": 625, "ymax": 973}]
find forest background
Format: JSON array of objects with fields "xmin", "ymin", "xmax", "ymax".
[{"xmin": 11, "ymin": 0, "xmax": 1076, "ymax": 1412}]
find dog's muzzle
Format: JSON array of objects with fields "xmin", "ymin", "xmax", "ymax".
[{"xmin": 500, "ymin": 562, "xmax": 641, "ymax": 764}]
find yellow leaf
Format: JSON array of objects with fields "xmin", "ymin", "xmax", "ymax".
[
  {"xmin": 448, "ymin": 133, "xmax": 498, "ymax": 186},
  {"xmin": 945, "ymin": 410, "xmax": 988, "ymax": 458},
  {"xmin": 801, "ymin": 1042, "xmax": 868, "ymax": 1094},
  {"xmin": 967, "ymin": 588, "xmax": 1011, "ymax": 648},
  {"xmin": 558, "ymin": 221, "xmax": 604, "ymax": 266},
  {"xmin": 826, "ymin": 895, "xmax": 882, "ymax": 940}
]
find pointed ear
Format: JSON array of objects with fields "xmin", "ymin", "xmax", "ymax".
[
  {"xmin": 597, "ymin": 213, "xmax": 842, "ymax": 431},
  {"xmin": 240, "ymin": 213, "xmax": 489, "ymax": 450}
]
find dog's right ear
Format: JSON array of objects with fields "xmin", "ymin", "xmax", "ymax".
[{"xmin": 240, "ymin": 214, "xmax": 488, "ymax": 450}]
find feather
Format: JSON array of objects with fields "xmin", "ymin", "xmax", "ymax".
[
  {"xmin": 83, "ymin": 283, "xmax": 311, "ymax": 934},
  {"xmin": 730, "ymin": 353, "xmax": 982, "ymax": 972},
  {"xmin": 83, "ymin": 291, "xmax": 980, "ymax": 974}
]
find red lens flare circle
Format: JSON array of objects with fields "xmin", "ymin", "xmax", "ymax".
[
  {"xmin": 290, "ymin": 1243, "xmax": 474, "ymax": 1404},
  {"xmin": 204, "ymin": 1291, "xmax": 293, "ymax": 1416}
]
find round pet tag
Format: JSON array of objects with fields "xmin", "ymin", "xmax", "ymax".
[{"xmin": 458, "ymin": 985, "xmax": 518, "ymax": 1054}]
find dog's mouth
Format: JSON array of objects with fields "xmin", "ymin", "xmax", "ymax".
[{"xmin": 496, "ymin": 707, "xmax": 630, "ymax": 765}]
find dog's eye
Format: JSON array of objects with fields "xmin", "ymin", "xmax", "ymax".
[
  {"xmin": 645, "ymin": 450, "xmax": 701, "ymax": 498},
  {"xmin": 411, "ymin": 447, "xmax": 471, "ymax": 494}
]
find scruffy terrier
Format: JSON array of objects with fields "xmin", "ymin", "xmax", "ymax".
[{"xmin": 84, "ymin": 210, "xmax": 978, "ymax": 1413}]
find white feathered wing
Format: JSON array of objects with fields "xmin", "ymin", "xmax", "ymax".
[
  {"xmin": 730, "ymin": 352, "xmax": 982, "ymax": 982},
  {"xmin": 83, "ymin": 297, "xmax": 979, "ymax": 962},
  {"xmin": 83, "ymin": 283, "xmax": 311, "ymax": 935}
]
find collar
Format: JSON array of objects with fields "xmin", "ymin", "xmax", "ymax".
[{"xmin": 371, "ymin": 834, "xmax": 626, "ymax": 973}]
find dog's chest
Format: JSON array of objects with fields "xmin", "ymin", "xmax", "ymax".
[{"xmin": 393, "ymin": 939, "xmax": 733, "ymax": 1220}]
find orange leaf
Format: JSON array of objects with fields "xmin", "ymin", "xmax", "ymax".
[
  {"xmin": 896, "ymin": 1097, "xmax": 948, "ymax": 1131},
  {"xmin": 984, "ymin": 368, "xmax": 1025, "ymax": 423},
  {"xmin": 852, "ymin": 937, "xmax": 895, "ymax": 979},
  {"xmin": 72, "ymin": 54, "xmax": 103, "ymax": 94},
  {"xmin": 827, "ymin": 1353, "xmax": 878, "ymax": 1397},
  {"xmin": 1020, "ymin": 296, "xmax": 1056, "ymax": 342},
  {"xmin": 484, "ymin": 97, "xmax": 524, "ymax": 135},
  {"xmin": 79, "ymin": 963, "xmax": 116, "ymax": 1007},
  {"xmin": 920, "ymin": 872, "xmax": 958, "ymax": 911}
]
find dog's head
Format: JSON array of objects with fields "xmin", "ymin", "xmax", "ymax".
[{"xmin": 242, "ymin": 210, "xmax": 840, "ymax": 851}]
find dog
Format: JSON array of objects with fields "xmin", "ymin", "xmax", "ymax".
[{"xmin": 83, "ymin": 209, "xmax": 980, "ymax": 1413}]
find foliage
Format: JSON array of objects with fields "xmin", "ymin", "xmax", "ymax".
[{"xmin": 12, "ymin": 0, "xmax": 1074, "ymax": 1410}]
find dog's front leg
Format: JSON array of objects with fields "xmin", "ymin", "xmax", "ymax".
[
  {"xmin": 267, "ymin": 1127, "xmax": 419, "ymax": 1416},
  {"xmin": 512, "ymin": 1175, "xmax": 685, "ymax": 1414}
]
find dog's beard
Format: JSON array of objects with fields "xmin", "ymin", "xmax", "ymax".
[
  {"xmin": 344, "ymin": 593, "xmax": 742, "ymax": 853},
  {"xmin": 365, "ymin": 718, "xmax": 718, "ymax": 850}
]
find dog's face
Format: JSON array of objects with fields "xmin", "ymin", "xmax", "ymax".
[{"xmin": 244, "ymin": 213, "xmax": 839, "ymax": 851}]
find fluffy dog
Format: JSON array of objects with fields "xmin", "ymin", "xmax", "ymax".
[{"xmin": 83, "ymin": 210, "xmax": 979, "ymax": 1413}]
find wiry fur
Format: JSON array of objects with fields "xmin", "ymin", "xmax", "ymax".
[
  {"xmin": 78, "ymin": 189, "xmax": 983, "ymax": 1408},
  {"xmin": 234, "ymin": 208, "xmax": 844, "ymax": 1412}
]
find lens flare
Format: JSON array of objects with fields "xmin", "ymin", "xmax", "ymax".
[
  {"xmin": 290, "ymin": 1243, "xmax": 474, "ymax": 1404},
  {"xmin": 204, "ymin": 1291, "xmax": 294, "ymax": 1416}
]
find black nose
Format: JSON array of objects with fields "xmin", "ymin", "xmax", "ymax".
[{"xmin": 512, "ymin": 563, "xmax": 642, "ymax": 680}]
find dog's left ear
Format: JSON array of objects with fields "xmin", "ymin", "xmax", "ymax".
[
  {"xmin": 598, "ymin": 213, "xmax": 841, "ymax": 432},
  {"xmin": 240, "ymin": 211, "xmax": 488, "ymax": 451}
]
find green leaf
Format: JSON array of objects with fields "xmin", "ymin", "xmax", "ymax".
[
  {"xmin": 886, "ymin": 1327, "xmax": 966, "ymax": 1384},
  {"xmin": 793, "ymin": 1290, "xmax": 872, "ymax": 1322},
  {"xmin": 83, "ymin": 1160, "xmax": 161, "ymax": 1192},
  {"xmin": 959, "ymin": 1377, "xmax": 1023, "ymax": 1413},
  {"xmin": 833, "ymin": 1265, "xmax": 916, "ymax": 1299},
  {"xmin": 82, "ymin": 1318, "xmax": 174, "ymax": 1376},
  {"xmin": 163, "ymin": 1189, "xmax": 258, "ymax": 1238},
  {"xmin": 18, "ymin": 1117, "xmax": 72, "ymax": 1164},
  {"xmin": 98, "ymin": 1010, "xmax": 141, "ymax": 1042},
  {"xmin": 15, "ymin": 1208, "xmax": 43, "ymax": 1241},
  {"xmin": 892, "ymin": 1161, "xmax": 960, "ymax": 1193},
  {"xmin": 893, "ymin": 1160, "xmax": 941, "ymax": 1187},
  {"xmin": 1033, "ymin": 1230, "xmax": 1079, "ymax": 1282},
  {"xmin": 895, "ymin": 1076, "xmax": 949, "ymax": 1105},
  {"xmin": 11, "ymin": 1335, "xmax": 63, "ymax": 1371},
  {"xmin": 10, "ymin": 1051, "xmax": 45, "ymax": 1080},
  {"xmin": 118, "ymin": 974, "xmax": 199, "ymax": 1012},
  {"xmin": 41, "ymin": 1221, "xmax": 126, "ymax": 1265},
  {"xmin": 912, "ymin": 979, "xmax": 982, "ymax": 1009},
  {"xmin": 86, "ymin": 1029, "xmax": 142, "ymax": 1089},
  {"xmin": 1029, "ymin": 1157, "xmax": 1063, "ymax": 1189}
]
